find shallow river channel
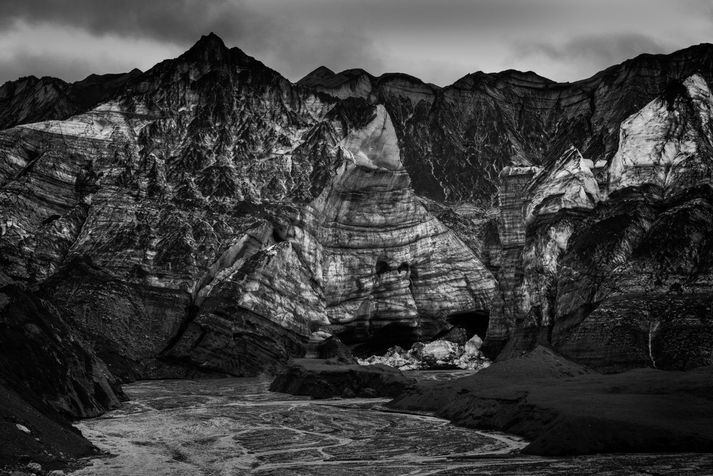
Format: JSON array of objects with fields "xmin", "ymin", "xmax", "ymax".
[{"xmin": 69, "ymin": 375, "xmax": 713, "ymax": 475}]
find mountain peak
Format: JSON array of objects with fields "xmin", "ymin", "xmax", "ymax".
[
  {"xmin": 298, "ymin": 66, "xmax": 336, "ymax": 86},
  {"xmin": 197, "ymin": 32, "xmax": 226, "ymax": 48},
  {"xmin": 185, "ymin": 32, "xmax": 228, "ymax": 58},
  {"xmin": 311, "ymin": 66, "xmax": 336, "ymax": 77},
  {"xmin": 451, "ymin": 69, "xmax": 554, "ymax": 91},
  {"xmin": 339, "ymin": 68, "xmax": 372, "ymax": 79},
  {"xmin": 297, "ymin": 67, "xmax": 373, "ymax": 93}
]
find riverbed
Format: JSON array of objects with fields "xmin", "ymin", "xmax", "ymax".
[{"xmin": 70, "ymin": 376, "xmax": 713, "ymax": 475}]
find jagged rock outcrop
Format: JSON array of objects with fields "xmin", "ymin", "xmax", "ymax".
[
  {"xmin": 6, "ymin": 40, "xmax": 713, "ymax": 205},
  {"xmin": 0, "ymin": 34, "xmax": 496, "ymax": 378},
  {"xmin": 304, "ymin": 44, "xmax": 713, "ymax": 203},
  {"xmin": 552, "ymin": 75, "xmax": 713, "ymax": 371},
  {"xmin": 525, "ymin": 147, "xmax": 601, "ymax": 224},
  {"xmin": 0, "ymin": 34, "xmax": 340, "ymax": 378},
  {"xmin": 299, "ymin": 67, "xmax": 376, "ymax": 100},
  {"xmin": 502, "ymin": 148, "xmax": 601, "ymax": 352},
  {"xmin": 608, "ymin": 74, "xmax": 713, "ymax": 195},
  {"xmin": 498, "ymin": 75, "xmax": 713, "ymax": 371},
  {"xmin": 304, "ymin": 105, "xmax": 497, "ymax": 350},
  {"xmin": 166, "ymin": 104, "xmax": 497, "ymax": 373}
]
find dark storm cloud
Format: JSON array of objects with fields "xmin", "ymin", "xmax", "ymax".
[
  {"xmin": 0, "ymin": 0, "xmax": 554, "ymax": 41},
  {"xmin": 0, "ymin": 0, "xmax": 260, "ymax": 43},
  {"xmin": 0, "ymin": 0, "xmax": 712, "ymax": 86}
]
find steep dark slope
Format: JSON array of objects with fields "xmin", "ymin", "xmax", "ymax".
[
  {"xmin": 0, "ymin": 69, "xmax": 141, "ymax": 130},
  {"xmin": 0, "ymin": 286, "xmax": 124, "ymax": 470}
]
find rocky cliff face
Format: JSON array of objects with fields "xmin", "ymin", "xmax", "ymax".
[
  {"xmin": 303, "ymin": 44, "xmax": 713, "ymax": 203},
  {"xmin": 1, "ymin": 33, "xmax": 713, "ymax": 379},
  {"xmin": 301, "ymin": 105, "xmax": 496, "ymax": 352},
  {"xmin": 0, "ymin": 34, "xmax": 495, "ymax": 378},
  {"xmin": 165, "ymin": 103, "xmax": 497, "ymax": 373},
  {"xmin": 501, "ymin": 74, "xmax": 713, "ymax": 371}
]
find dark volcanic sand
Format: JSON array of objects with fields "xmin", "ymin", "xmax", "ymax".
[
  {"xmin": 389, "ymin": 346, "xmax": 713, "ymax": 456},
  {"xmin": 67, "ymin": 374, "xmax": 713, "ymax": 475},
  {"xmin": 0, "ymin": 383, "xmax": 98, "ymax": 471}
]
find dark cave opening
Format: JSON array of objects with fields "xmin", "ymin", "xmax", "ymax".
[
  {"xmin": 340, "ymin": 322, "xmax": 417, "ymax": 357},
  {"xmin": 375, "ymin": 260, "xmax": 391, "ymax": 275},
  {"xmin": 447, "ymin": 310, "xmax": 490, "ymax": 340},
  {"xmin": 272, "ymin": 224, "xmax": 287, "ymax": 243}
]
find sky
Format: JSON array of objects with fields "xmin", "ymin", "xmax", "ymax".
[{"xmin": 1, "ymin": 0, "xmax": 712, "ymax": 86}]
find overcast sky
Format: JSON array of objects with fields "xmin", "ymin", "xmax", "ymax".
[{"xmin": 1, "ymin": 0, "xmax": 712, "ymax": 86}]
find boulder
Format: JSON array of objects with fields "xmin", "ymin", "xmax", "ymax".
[
  {"xmin": 464, "ymin": 335, "xmax": 483, "ymax": 356},
  {"xmin": 315, "ymin": 336, "xmax": 357, "ymax": 363},
  {"xmin": 269, "ymin": 359, "xmax": 416, "ymax": 399}
]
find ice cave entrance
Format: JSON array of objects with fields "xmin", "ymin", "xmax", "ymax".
[{"xmin": 447, "ymin": 309, "xmax": 490, "ymax": 340}]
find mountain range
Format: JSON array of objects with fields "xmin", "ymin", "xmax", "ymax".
[{"xmin": 1, "ymin": 33, "xmax": 713, "ymax": 464}]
